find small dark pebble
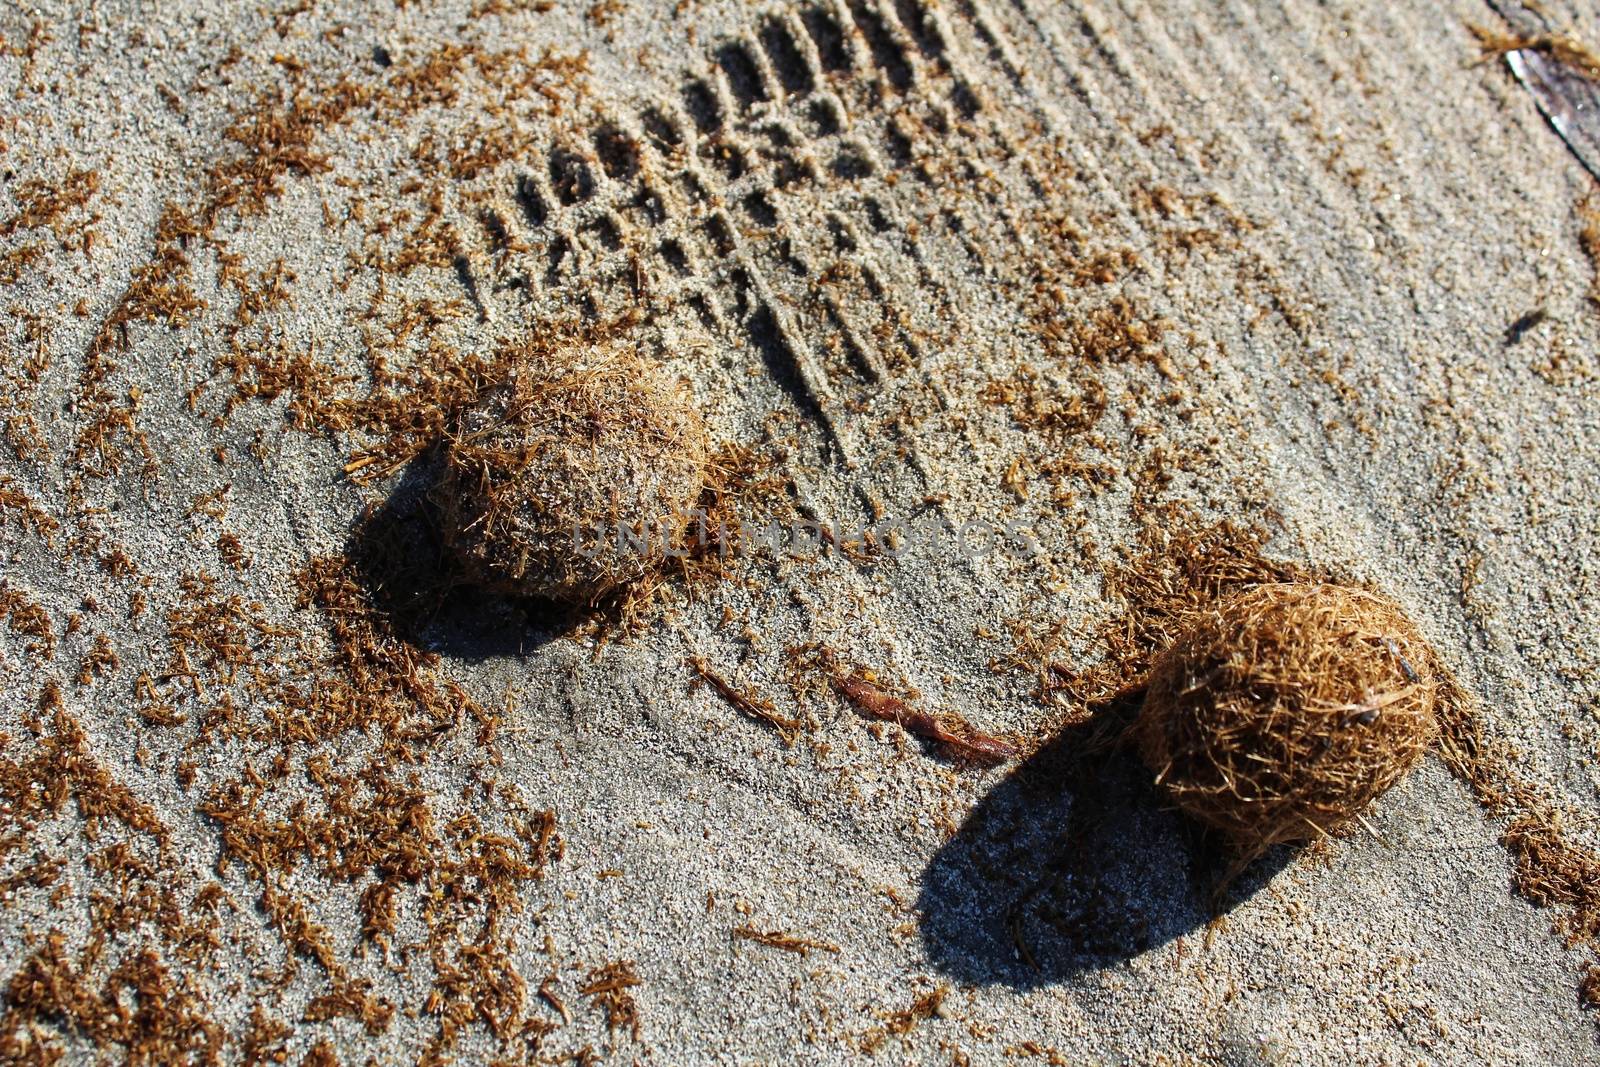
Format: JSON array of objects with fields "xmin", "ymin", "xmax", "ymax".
[{"xmin": 373, "ymin": 45, "xmax": 393, "ymax": 68}]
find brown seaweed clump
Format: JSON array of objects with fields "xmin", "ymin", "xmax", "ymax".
[
  {"xmin": 1134, "ymin": 582, "xmax": 1438, "ymax": 850},
  {"xmin": 438, "ymin": 341, "xmax": 708, "ymax": 603}
]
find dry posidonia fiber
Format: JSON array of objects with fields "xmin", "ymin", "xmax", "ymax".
[
  {"xmin": 1133, "ymin": 582, "xmax": 1438, "ymax": 850},
  {"xmin": 437, "ymin": 339, "xmax": 708, "ymax": 604}
]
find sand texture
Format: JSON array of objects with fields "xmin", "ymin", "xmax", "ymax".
[{"xmin": 2, "ymin": 0, "xmax": 1600, "ymax": 1063}]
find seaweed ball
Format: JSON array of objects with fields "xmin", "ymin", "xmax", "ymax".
[
  {"xmin": 439, "ymin": 344, "xmax": 708, "ymax": 603},
  {"xmin": 1134, "ymin": 582, "xmax": 1438, "ymax": 850}
]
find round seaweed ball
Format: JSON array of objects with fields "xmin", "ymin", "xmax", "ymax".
[
  {"xmin": 438, "ymin": 345, "xmax": 708, "ymax": 603},
  {"xmin": 1134, "ymin": 582, "xmax": 1438, "ymax": 849}
]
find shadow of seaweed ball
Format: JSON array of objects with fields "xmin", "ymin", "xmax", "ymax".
[
  {"xmin": 438, "ymin": 344, "xmax": 708, "ymax": 604},
  {"xmin": 1133, "ymin": 583, "xmax": 1438, "ymax": 851}
]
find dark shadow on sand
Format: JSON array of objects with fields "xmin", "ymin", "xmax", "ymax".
[
  {"xmin": 917, "ymin": 703, "xmax": 1294, "ymax": 988},
  {"xmin": 345, "ymin": 449, "xmax": 584, "ymax": 661}
]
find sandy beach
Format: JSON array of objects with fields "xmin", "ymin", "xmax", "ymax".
[{"xmin": 2, "ymin": 1, "xmax": 1599, "ymax": 1062}]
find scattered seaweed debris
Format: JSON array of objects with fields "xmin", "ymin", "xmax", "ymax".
[
  {"xmin": 0, "ymin": 168, "xmax": 100, "ymax": 242},
  {"xmin": 1471, "ymin": 22, "xmax": 1600, "ymax": 79},
  {"xmin": 881, "ymin": 983, "xmax": 949, "ymax": 1036},
  {"xmin": 0, "ymin": 28, "xmax": 614, "ymax": 1066},
  {"xmin": 1044, "ymin": 512, "xmax": 1310, "ymax": 707},
  {"xmin": 858, "ymin": 982, "xmax": 950, "ymax": 1052},
  {"xmin": 1580, "ymin": 196, "xmax": 1600, "ymax": 307},
  {"xmin": 687, "ymin": 654, "xmax": 803, "ymax": 744},
  {"xmin": 1436, "ymin": 694, "xmax": 1600, "ymax": 1006},
  {"xmin": 579, "ymin": 961, "xmax": 641, "ymax": 1040},
  {"xmin": 1133, "ymin": 582, "xmax": 1438, "ymax": 854},
  {"xmin": 795, "ymin": 645, "xmax": 1016, "ymax": 765},
  {"xmin": 731, "ymin": 925, "xmax": 841, "ymax": 956}
]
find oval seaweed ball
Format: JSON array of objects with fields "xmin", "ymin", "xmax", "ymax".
[
  {"xmin": 439, "ymin": 344, "xmax": 708, "ymax": 604},
  {"xmin": 1134, "ymin": 583, "xmax": 1438, "ymax": 850}
]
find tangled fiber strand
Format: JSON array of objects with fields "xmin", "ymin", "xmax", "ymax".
[
  {"xmin": 1134, "ymin": 582, "xmax": 1438, "ymax": 851},
  {"xmin": 1047, "ymin": 516, "xmax": 1309, "ymax": 708},
  {"xmin": 437, "ymin": 339, "xmax": 708, "ymax": 603}
]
